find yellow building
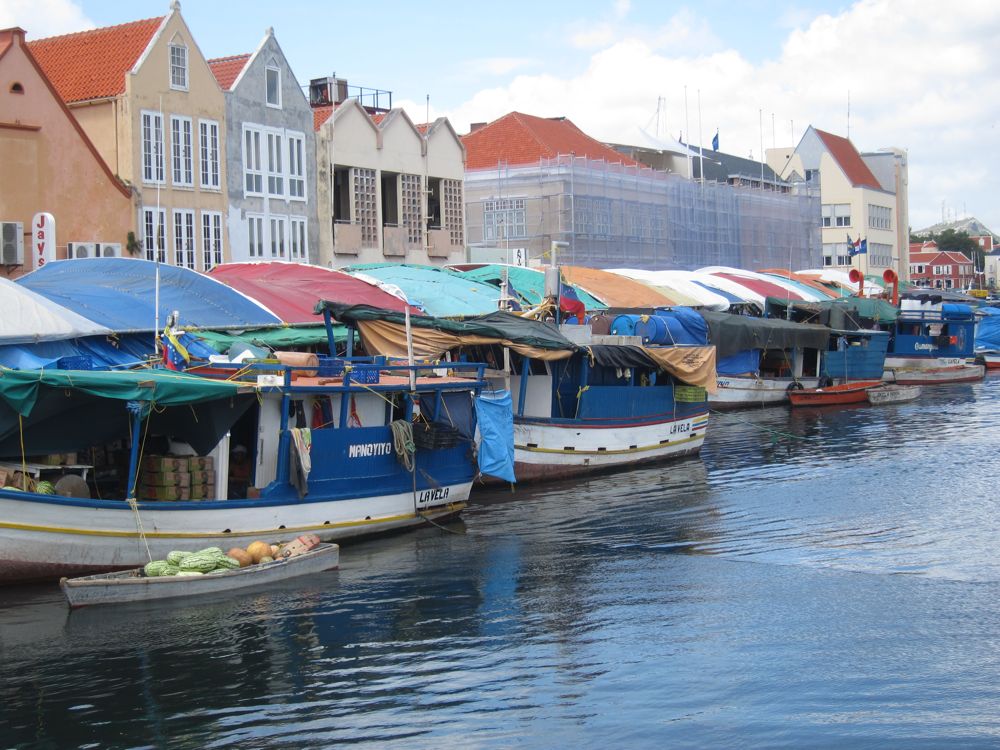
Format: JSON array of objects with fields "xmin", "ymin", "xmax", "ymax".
[{"xmin": 29, "ymin": 1, "xmax": 229, "ymax": 269}]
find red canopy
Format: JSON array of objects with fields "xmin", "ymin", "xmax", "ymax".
[
  {"xmin": 710, "ymin": 272, "xmax": 810, "ymax": 302},
  {"xmin": 209, "ymin": 262, "xmax": 418, "ymax": 324}
]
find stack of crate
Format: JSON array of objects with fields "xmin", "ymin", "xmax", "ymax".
[{"xmin": 141, "ymin": 455, "xmax": 216, "ymax": 501}]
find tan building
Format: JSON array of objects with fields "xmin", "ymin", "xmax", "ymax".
[
  {"xmin": 0, "ymin": 26, "xmax": 132, "ymax": 278},
  {"xmin": 314, "ymin": 94, "xmax": 466, "ymax": 267},
  {"xmin": 29, "ymin": 1, "xmax": 229, "ymax": 270},
  {"xmin": 767, "ymin": 127, "xmax": 904, "ymax": 278}
]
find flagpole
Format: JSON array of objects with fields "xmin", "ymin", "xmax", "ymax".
[
  {"xmin": 697, "ymin": 89, "xmax": 704, "ymax": 187},
  {"xmin": 154, "ymin": 94, "xmax": 163, "ymax": 357},
  {"xmin": 759, "ymin": 108, "xmax": 764, "ymax": 189}
]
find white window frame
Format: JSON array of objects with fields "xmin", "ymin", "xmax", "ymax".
[
  {"xmin": 289, "ymin": 217, "xmax": 308, "ymax": 261},
  {"xmin": 243, "ymin": 126, "xmax": 264, "ymax": 196},
  {"xmin": 265, "ymin": 65, "xmax": 282, "ymax": 109},
  {"xmin": 269, "ymin": 215, "xmax": 287, "ymax": 258},
  {"xmin": 169, "ymin": 42, "xmax": 188, "ymax": 91},
  {"xmin": 287, "ymin": 132, "xmax": 306, "ymax": 200},
  {"xmin": 485, "ymin": 198, "xmax": 527, "ymax": 241},
  {"xmin": 247, "ymin": 214, "xmax": 265, "ymax": 258},
  {"xmin": 170, "ymin": 115, "xmax": 194, "ymax": 187},
  {"xmin": 199, "ymin": 119, "xmax": 221, "ymax": 190},
  {"xmin": 266, "ymin": 130, "xmax": 284, "ymax": 197},
  {"xmin": 173, "ymin": 209, "xmax": 197, "ymax": 269},
  {"xmin": 201, "ymin": 211, "xmax": 223, "ymax": 270},
  {"xmin": 140, "ymin": 110, "xmax": 165, "ymax": 185},
  {"xmin": 142, "ymin": 207, "xmax": 167, "ymax": 263}
]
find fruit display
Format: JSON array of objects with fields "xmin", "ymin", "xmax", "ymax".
[{"xmin": 142, "ymin": 541, "xmax": 284, "ymax": 577}]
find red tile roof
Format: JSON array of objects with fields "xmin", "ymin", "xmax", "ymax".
[
  {"xmin": 370, "ymin": 113, "xmax": 386, "ymax": 125},
  {"xmin": 313, "ymin": 104, "xmax": 334, "ymax": 132},
  {"xmin": 814, "ymin": 128, "xmax": 883, "ymax": 190},
  {"xmin": 28, "ymin": 17, "xmax": 163, "ymax": 103},
  {"xmin": 462, "ymin": 111, "xmax": 639, "ymax": 170},
  {"xmin": 208, "ymin": 53, "xmax": 250, "ymax": 91}
]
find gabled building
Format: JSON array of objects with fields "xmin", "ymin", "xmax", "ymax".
[
  {"xmin": 313, "ymin": 87, "xmax": 466, "ymax": 267},
  {"xmin": 0, "ymin": 26, "xmax": 133, "ymax": 277},
  {"xmin": 907, "ymin": 241, "xmax": 975, "ymax": 289},
  {"xmin": 209, "ymin": 29, "xmax": 317, "ymax": 264},
  {"xmin": 767, "ymin": 127, "xmax": 904, "ymax": 277},
  {"xmin": 462, "ymin": 111, "xmax": 819, "ymax": 270},
  {"xmin": 29, "ymin": 1, "xmax": 229, "ymax": 270}
]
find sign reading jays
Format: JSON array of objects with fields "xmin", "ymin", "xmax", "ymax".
[{"xmin": 32, "ymin": 213, "xmax": 55, "ymax": 269}]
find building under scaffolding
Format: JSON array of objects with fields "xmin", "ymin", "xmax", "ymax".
[{"xmin": 464, "ymin": 155, "xmax": 821, "ymax": 270}]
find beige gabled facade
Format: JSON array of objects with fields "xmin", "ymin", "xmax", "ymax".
[
  {"xmin": 29, "ymin": 2, "xmax": 229, "ymax": 270},
  {"xmin": 314, "ymin": 100, "xmax": 466, "ymax": 267}
]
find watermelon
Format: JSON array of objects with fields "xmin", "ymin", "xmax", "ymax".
[
  {"xmin": 166, "ymin": 550, "xmax": 193, "ymax": 566},
  {"xmin": 179, "ymin": 552, "xmax": 223, "ymax": 573},
  {"xmin": 176, "ymin": 570, "xmax": 204, "ymax": 576},
  {"xmin": 143, "ymin": 560, "xmax": 173, "ymax": 577},
  {"xmin": 196, "ymin": 547, "xmax": 225, "ymax": 557},
  {"xmin": 214, "ymin": 555, "xmax": 241, "ymax": 570},
  {"xmin": 258, "ymin": 556, "xmax": 274, "ymax": 564},
  {"xmin": 162, "ymin": 564, "xmax": 180, "ymax": 576},
  {"xmin": 35, "ymin": 481, "xmax": 56, "ymax": 495}
]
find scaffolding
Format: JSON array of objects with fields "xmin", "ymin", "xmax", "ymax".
[{"xmin": 464, "ymin": 154, "xmax": 821, "ymax": 271}]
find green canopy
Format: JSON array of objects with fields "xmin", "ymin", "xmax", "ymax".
[
  {"xmin": 315, "ymin": 302, "xmax": 577, "ymax": 351},
  {"xmin": 764, "ymin": 296, "xmax": 899, "ymax": 328},
  {"xmin": 699, "ymin": 310, "xmax": 831, "ymax": 358},
  {"xmin": 0, "ymin": 368, "xmax": 247, "ymax": 417},
  {"xmin": 454, "ymin": 265, "xmax": 607, "ymax": 311},
  {"xmin": 193, "ymin": 325, "xmax": 343, "ymax": 354}
]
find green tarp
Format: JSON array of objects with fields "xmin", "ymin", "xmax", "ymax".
[
  {"xmin": 315, "ymin": 302, "xmax": 577, "ymax": 351},
  {"xmin": 0, "ymin": 368, "xmax": 247, "ymax": 417},
  {"xmin": 698, "ymin": 310, "xmax": 831, "ymax": 358},
  {"xmin": 193, "ymin": 325, "xmax": 343, "ymax": 354},
  {"xmin": 455, "ymin": 265, "xmax": 607, "ymax": 310},
  {"xmin": 764, "ymin": 296, "xmax": 899, "ymax": 328}
]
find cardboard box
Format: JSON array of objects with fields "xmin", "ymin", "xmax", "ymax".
[
  {"xmin": 275, "ymin": 534, "xmax": 321, "ymax": 559},
  {"xmin": 189, "ymin": 470, "xmax": 216, "ymax": 486},
  {"xmin": 188, "ymin": 482, "xmax": 212, "ymax": 500},
  {"xmin": 141, "ymin": 485, "xmax": 191, "ymax": 501},
  {"xmin": 141, "ymin": 471, "xmax": 191, "ymax": 487},
  {"xmin": 142, "ymin": 455, "xmax": 188, "ymax": 472},
  {"xmin": 188, "ymin": 456, "xmax": 215, "ymax": 471}
]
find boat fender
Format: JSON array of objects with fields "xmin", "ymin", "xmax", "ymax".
[{"xmin": 786, "ymin": 382, "xmax": 804, "ymax": 392}]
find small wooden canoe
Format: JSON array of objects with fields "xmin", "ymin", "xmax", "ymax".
[
  {"xmin": 866, "ymin": 384, "xmax": 921, "ymax": 405},
  {"xmin": 787, "ymin": 380, "xmax": 883, "ymax": 407},
  {"xmin": 60, "ymin": 543, "xmax": 339, "ymax": 608}
]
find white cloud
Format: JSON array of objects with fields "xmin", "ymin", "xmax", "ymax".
[
  {"xmin": 0, "ymin": 0, "xmax": 94, "ymax": 37},
  {"xmin": 441, "ymin": 0, "xmax": 1000, "ymax": 234},
  {"xmin": 462, "ymin": 57, "xmax": 538, "ymax": 77}
]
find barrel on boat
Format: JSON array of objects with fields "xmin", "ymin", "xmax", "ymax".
[
  {"xmin": 610, "ymin": 314, "xmax": 641, "ymax": 336},
  {"xmin": 634, "ymin": 315, "xmax": 669, "ymax": 344}
]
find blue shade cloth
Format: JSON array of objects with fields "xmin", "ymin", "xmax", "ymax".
[
  {"xmin": 346, "ymin": 264, "xmax": 500, "ymax": 317},
  {"xmin": 976, "ymin": 314, "xmax": 1000, "ymax": 350},
  {"xmin": 653, "ymin": 307, "xmax": 710, "ymax": 345},
  {"xmin": 17, "ymin": 258, "xmax": 282, "ymax": 333},
  {"xmin": 0, "ymin": 334, "xmax": 153, "ymax": 370},
  {"xmin": 717, "ymin": 349, "xmax": 761, "ymax": 375},
  {"xmin": 475, "ymin": 390, "xmax": 516, "ymax": 483}
]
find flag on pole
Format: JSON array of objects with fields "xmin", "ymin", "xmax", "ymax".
[
  {"xmin": 712, "ymin": 129, "xmax": 719, "ymax": 151},
  {"xmin": 558, "ymin": 277, "xmax": 586, "ymax": 322}
]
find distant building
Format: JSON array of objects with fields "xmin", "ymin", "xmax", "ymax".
[
  {"xmin": 463, "ymin": 111, "xmax": 820, "ymax": 271},
  {"xmin": 209, "ymin": 29, "xmax": 317, "ymax": 264},
  {"xmin": 312, "ymin": 83, "xmax": 466, "ymax": 267},
  {"xmin": 907, "ymin": 241, "xmax": 975, "ymax": 289},
  {"xmin": 0, "ymin": 26, "xmax": 133, "ymax": 277},
  {"xmin": 768, "ymin": 127, "xmax": 906, "ymax": 278}
]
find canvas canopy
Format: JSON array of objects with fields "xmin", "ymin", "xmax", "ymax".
[
  {"xmin": 452, "ymin": 264, "xmax": 607, "ymax": 310},
  {"xmin": 0, "ymin": 278, "xmax": 112, "ymax": 344},
  {"xmin": 561, "ymin": 266, "xmax": 681, "ymax": 308},
  {"xmin": 609, "ymin": 269, "xmax": 720, "ymax": 308},
  {"xmin": 764, "ymin": 296, "xmax": 899, "ymax": 329},
  {"xmin": 699, "ymin": 311, "xmax": 831, "ymax": 358},
  {"xmin": 209, "ymin": 262, "xmax": 416, "ymax": 323},
  {"xmin": 344, "ymin": 264, "xmax": 501, "ymax": 316},
  {"xmin": 18, "ymin": 258, "xmax": 282, "ymax": 332}
]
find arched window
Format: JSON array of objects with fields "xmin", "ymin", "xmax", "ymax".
[{"xmin": 10, "ymin": 82, "xmax": 24, "ymax": 94}]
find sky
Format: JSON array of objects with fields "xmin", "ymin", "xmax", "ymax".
[{"xmin": 3, "ymin": 0, "xmax": 999, "ymax": 235}]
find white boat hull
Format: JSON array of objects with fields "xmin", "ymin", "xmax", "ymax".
[
  {"xmin": 512, "ymin": 412, "xmax": 709, "ymax": 481},
  {"xmin": 711, "ymin": 376, "xmax": 820, "ymax": 408},
  {"xmin": 866, "ymin": 384, "xmax": 921, "ymax": 405},
  {"xmin": 882, "ymin": 357, "xmax": 984, "ymax": 385},
  {"xmin": 0, "ymin": 483, "xmax": 470, "ymax": 583}
]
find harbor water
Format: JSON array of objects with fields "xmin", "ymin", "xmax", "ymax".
[{"xmin": 3, "ymin": 377, "xmax": 1000, "ymax": 748}]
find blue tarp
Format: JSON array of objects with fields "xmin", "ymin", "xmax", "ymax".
[
  {"xmin": 17, "ymin": 258, "xmax": 282, "ymax": 333},
  {"xmin": 347, "ymin": 264, "xmax": 500, "ymax": 317},
  {"xmin": 0, "ymin": 334, "xmax": 154, "ymax": 370},
  {"xmin": 691, "ymin": 280, "xmax": 747, "ymax": 305},
  {"xmin": 717, "ymin": 349, "xmax": 761, "ymax": 375},
  {"xmin": 475, "ymin": 390, "xmax": 516, "ymax": 483},
  {"xmin": 976, "ymin": 314, "xmax": 1000, "ymax": 351},
  {"xmin": 654, "ymin": 307, "xmax": 710, "ymax": 345}
]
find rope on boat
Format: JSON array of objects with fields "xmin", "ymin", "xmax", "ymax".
[{"xmin": 390, "ymin": 419, "xmax": 415, "ymax": 471}]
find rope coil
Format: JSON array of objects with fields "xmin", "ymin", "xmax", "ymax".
[{"xmin": 390, "ymin": 419, "xmax": 415, "ymax": 471}]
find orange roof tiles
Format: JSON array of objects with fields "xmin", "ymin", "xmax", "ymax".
[
  {"xmin": 814, "ymin": 128, "xmax": 883, "ymax": 190},
  {"xmin": 28, "ymin": 17, "xmax": 163, "ymax": 104},
  {"xmin": 208, "ymin": 53, "xmax": 250, "ymax": 91},
  {"xmin": 462, "ymin": 111, "xmax": 639, "ymax": 170},
  {"xmin": 313, "ymin": 104, "xmax": 334, "ymax": 132}
]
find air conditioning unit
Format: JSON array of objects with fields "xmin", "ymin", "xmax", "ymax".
[
  {"xmin": 67, "ymin": 242, "xmax": 96, "ymax": 259},
  {"xmin": 1, "ymin": 221, "xmax": 24, "ymax": 265},
  {"xmin": 96, "ymin": 242, "xmax": 122, "ymax": 258}
]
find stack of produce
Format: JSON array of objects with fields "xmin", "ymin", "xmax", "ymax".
[
  {"xmin": 188, "ymin": 456, "xmax": 216, "ymax": 500},
  {"xmin": 142, "ymin": 541, "xmax": 281, "ymax": 577},
  {"xmin": 140, "ymin": 455, "xmax": 215, "ymax": 501}
]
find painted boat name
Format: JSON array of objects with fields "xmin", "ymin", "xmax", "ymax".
[
  {"xmin": 348, "ymin": 442, "xmax": 393, "ymax": 458},
  {"xmin": 418, "ymin": 487, "xmax": 450, "ymax": 503}
]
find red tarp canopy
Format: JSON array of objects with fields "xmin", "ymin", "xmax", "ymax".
[
  {"xmin": 710, "ymin": 272, "xmax": 810, "ymax": 302},
  {"xmin": 209, "ymin": 262, "xmax": 418, "ymax": 324}
]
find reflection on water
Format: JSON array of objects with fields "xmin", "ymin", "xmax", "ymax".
[{"xmin": 4, "ymin": 378, "xmax": 1000, "ymax": 747}]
